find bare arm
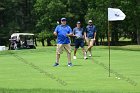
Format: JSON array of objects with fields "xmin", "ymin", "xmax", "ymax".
[
  {"xmin": 84, "ymin": 32, "xmax": 87, "ymax": 39},
  {"xmin": 67, "ymin": 33, "xmax": 73, "ymax": 37},
  {"xmin": 93, "ymin": 32, "xmax": 96, "ymax": 40},
  {"xmin": 53, "ymin": 32, "xmax": 57, "ymax": 36}
]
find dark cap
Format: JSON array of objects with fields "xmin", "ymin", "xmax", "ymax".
[{"xmin": 61, "ymin": 18, "xmax": 66, "ymax": 21}]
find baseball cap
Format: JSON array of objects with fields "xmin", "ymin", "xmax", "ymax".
[
  {"xmin": 61, "ymin": 18, "xmax": 66, "ymax": 21},
  {"xmin": 88, "ymin": 20, "xmax": 92, "ymax": 23},
  {"xmin": 77, "ymin": 21, "xmax": 81, "ymax": 24}
]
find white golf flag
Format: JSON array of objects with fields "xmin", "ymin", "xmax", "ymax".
[{"xmin": 108, "ymin": 8, "xmax": 126, "ymax": 21}]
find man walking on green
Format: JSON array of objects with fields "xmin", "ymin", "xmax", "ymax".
[
  {"xmin": 73, "ymin": 21, "xmax": 87, "ymax": 60},
  {"xmin": 85, "ymin": 20, "xmax": 97, "ymax": 57},
  {"xmin": 53, "ymin": 18, "xmax": 73, "ymax": 67}
]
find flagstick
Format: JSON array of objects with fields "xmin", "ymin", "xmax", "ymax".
[
  {"xmin": 108, "ymin": 8, "xmax": 126, "ymax": 77},
  {"xmin": 108, "ymin": 21, "xmax": 111, "ymax": 77}
]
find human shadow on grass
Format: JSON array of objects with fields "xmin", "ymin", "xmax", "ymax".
[
  {"xmin": 60, "ymin": 64, "xmax": 83, "ymax": 67},
  {"xmin": 77, "ymin": 56, "xmax": 100, "ymax": 60},
  {"xmin": 92, "ymin": 55, "xmax": 101, "ymax": 57},
  {"xmin": 73, "ymin": 64, "xmax": 83, "ymax": 66}
]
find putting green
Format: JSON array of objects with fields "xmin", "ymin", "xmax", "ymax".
[{"xmin": 0, "ymin": 46, "xmax": 140, "ymax": 93}]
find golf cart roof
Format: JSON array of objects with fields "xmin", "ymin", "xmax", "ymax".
[{"xmin": 11, "ymin": 33, "xmax": 34, "ymax": 37}]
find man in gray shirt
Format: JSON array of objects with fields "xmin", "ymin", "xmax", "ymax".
[{"xmin": 73, "ymin": 21, "xmax": 87, "ymax": 60}]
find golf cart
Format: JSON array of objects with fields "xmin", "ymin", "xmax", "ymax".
[{"xmin": 9, "ymin": 33, "xmax": 36, "ymax": 50}]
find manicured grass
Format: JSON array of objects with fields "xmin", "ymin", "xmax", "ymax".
[{"xmin": 0, "ymin": 46, "xmax": 140, "ymax": 93}]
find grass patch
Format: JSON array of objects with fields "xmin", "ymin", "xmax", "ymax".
[
  {"xmin": 0, "ymin": 46, "xmax": 140, "ymax": 93},
  {"xmin": 104, "ymin": 45, "xmax": 140, "ymax": 51}
]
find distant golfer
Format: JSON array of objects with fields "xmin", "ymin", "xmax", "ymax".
[
  {"xmin": 85, "ymin": 20, "xmax": 97, "ymax": 57},
  {"xmin": 73, "ymin": 21, "xmax": 87, "ymax": 60},
  {"xmin": 53, "ymin": 18, "xmax": 73, "ymax": 67}
]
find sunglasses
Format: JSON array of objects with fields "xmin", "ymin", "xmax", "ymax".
[{"xmin": 61, "ymin": 20, "xmax": 66, "ymax": 21}]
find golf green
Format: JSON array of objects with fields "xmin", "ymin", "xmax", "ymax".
[{"xmin": 0, "ymin": 46, "xmax": 139, "ymax": 93}]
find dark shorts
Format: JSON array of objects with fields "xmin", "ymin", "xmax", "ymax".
[{"xmin": 75, "ymin": 39, "xmax": 84, "ymax": 49}]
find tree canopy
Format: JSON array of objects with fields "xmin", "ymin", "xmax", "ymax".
[{"xmin": 0, "ymin": 0, "xmax": 139, "ymax": 46}]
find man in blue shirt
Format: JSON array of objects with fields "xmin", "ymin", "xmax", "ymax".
[
  {"xmin": 53, "ymin": 18, "xmax": 73, "ymax": 67},
  {"xmin": 73, "ymin": 21, "xmax": 87, "ymax": 60},
  {"xmin": 84, "ymin": 20, "xmax": 97, "ymax": 57}
]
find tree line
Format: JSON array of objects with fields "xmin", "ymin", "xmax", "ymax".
[{"xmin": 0, "ymin": 0, "xmax": 139, "ymax": 46}]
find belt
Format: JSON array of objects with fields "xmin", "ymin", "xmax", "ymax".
[{"xmin": 88, "ymin": 37, "xmax": 94, "ymax": 39}]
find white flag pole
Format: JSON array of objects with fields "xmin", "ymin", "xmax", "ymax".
[
  {"xmin": 108, "ymin": 8, "xmax": 126, "ymax": 77},
  {"xmin": 108, "ymin": 21, "xmax": 111, "ymax": 77}
]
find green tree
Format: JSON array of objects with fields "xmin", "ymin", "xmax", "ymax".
[
  {"xmin": 85, "ymin": 0, "xmax": 109, "ymax": 45},
  {"xmin": 0, "ymin": 0, "xmax": 35, "ymax": 45}
]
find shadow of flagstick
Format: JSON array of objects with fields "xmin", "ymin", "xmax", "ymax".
[{"xmin": 73, "ymin": 46, "xmax": 138, "ymax": 86}]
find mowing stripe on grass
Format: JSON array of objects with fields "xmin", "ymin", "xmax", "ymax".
[
  {"xmin": 7, "ymin": 51, "xmax": 67, "ymax": 86},
  {"xmin": 75, "ymin": 47, "xmax": 138, "ymax": 86}
]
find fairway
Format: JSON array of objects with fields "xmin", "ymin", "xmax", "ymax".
[{"xmin": 0, "ymin": 46, "xmax": 140, "ymax": 93}]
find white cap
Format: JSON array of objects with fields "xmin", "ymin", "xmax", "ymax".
[
  {"xmin": 61, "ymin": 18, "xmax": 66, "ymax": 21},
  {"xmin": 77, "ymin": 21, "xmax": 81, "ymax": 24},
  {"xmin": 88, "ymin": 20, "xmax": 92, "ymax": 23}
]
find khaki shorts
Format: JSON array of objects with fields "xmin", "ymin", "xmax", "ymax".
[
  {"xmin": 56, "ymin": 44, "xmax": 71, "ymax": 54},
  {"xmin": 85, "ymin": 38, "xmax": 95, "ymax": 46}
]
